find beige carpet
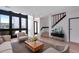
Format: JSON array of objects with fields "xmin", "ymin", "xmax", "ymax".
[
  {"xmin": 11, "ymin": 38, "xmax": 52, "ymax": 53},
  {"xmin": 11, "ymin": 37, "xmax": 66, "ymax": 53}
]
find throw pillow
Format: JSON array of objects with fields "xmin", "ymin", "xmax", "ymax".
[{"xmin": 2, "ymin": 35, "xmax": 11, "ymax": 41}]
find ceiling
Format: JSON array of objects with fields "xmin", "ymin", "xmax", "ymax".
[{"xmin": 0, "ymin": 6, "xmax": 78, "ymax": 18}]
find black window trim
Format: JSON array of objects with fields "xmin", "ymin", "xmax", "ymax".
[{"xmin": 0, "ymin": 9, "xmax": 28, "ymax": 38}]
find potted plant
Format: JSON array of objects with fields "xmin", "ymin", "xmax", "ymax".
[{"xmin": 31, "ymin": 36, "xmax": 38, "ymax": 44}]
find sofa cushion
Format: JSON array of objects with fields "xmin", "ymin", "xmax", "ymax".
[
  {"xmin": 17, "ymin": 32, "xmax": 26, "ymax": 37},
  {"xmin": 18, "ymin": 36, "xmax": 28, "ymax": 42},
  {"xmin": 0, "ymin": 37, "xmax": 4, "ymax": 44},
  {"xmin": 0, "ymin": 41, "xmax": 12, "ymax": 52},
  {"xmin": 19, "ymin": 36, "xmax": 28, "ymax": 39},
  {"xmin": 2, "ymin": 35, "xmax": 11, "ymax": 41}
]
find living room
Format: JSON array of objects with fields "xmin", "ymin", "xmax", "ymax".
[{"xmin": 0, "ymin": 6, "xmax": 79, "ymax": 53}]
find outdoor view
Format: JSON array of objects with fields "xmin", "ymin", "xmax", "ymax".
[
  {"xmin": 0, "ymin": 14, "xmax": 27, "ymax": 35},
  {"xmin": 0, "ymin": 14, "xmax": 9, "ymax": 29}
]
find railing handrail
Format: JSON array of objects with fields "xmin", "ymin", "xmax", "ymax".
[
  {"xmin": 52, "ymin": 12, "xmax": 66, "ymax": 28},
  {"xmin": 40, "ymin": 26, "xmax": 49, "ymax": 30},
  {"xmin": 52, "ymin": 12, "xmax": 66, "ymax": 16},
  {"xmin": 52, "ymin": 15, "xmax": 66, "ymax": 28}
]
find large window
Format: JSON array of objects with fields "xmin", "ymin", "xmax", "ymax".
[
  {"xmin": 12, "ymin": 16, "xmax": 19, "ymax": 29},
  {"xmin": 0, "ymin": 10, "xmax": 28, "ymax": 38},
  {"xmin": 21, "ymin": 18, "xmax": 26, "ymax": 28},
  {"xmin": 0, "ymin": 14, "xmax": 9, "ymax": 29}
]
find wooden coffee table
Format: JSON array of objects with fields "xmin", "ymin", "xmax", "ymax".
[{"xmin": 24, "ymin": 41, "xmax": 44, "ymax": 52}]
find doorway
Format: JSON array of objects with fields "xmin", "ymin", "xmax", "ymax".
[
  {"xmin": 34, "ymin": 21, "xmax": 38, "ymax": 35},
  {"xmin": 69, "ymin": 17, "xmax": 79, "ymax": 43}
]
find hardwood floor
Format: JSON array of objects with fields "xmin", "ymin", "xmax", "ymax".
[
  {"xmin": 38, "ymin": 37, "xmax": 79, "ymax": 53},
  {"xmin": 38, "ymin": 37, "xmax": 66, "ymax": 47},
  {"xmin": 70, "ymin": 42, "xmax": 79, "ymax": 53}
]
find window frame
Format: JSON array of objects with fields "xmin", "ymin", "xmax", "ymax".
[{"xmin": 0, "ymin": 9, "xmax": 28, "ymax": 38}]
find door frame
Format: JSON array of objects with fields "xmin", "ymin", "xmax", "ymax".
[
  {"xmin": 69, "ymin": 17, "xmax": 79, "ymax": 43},
  {"xmin": 34, "ymin": 21, "xmax": 38, "ymax": 34}
]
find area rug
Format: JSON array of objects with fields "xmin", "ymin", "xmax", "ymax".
[{"xmin": 11, "ymin": 40, "xmax": 51, "ymax": 53}]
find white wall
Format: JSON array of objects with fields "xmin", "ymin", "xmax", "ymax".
[
  {"xmin": 48, "ymin": 16, "xmax": 52, "ymax": 37},
  {"xmin": 28, "ymin": 15, "xmax": 34, "ymax": 37},
  {"xmin": 40, "ymin": 16, "xmax": 49, "ymax": 34},
  {"xmin": 40, "ymin": 16, "xmax": 49, "ymax": 28},
  {"xmin": 50, "ymin": 7, "xmax": 79, "ymax": 42}
]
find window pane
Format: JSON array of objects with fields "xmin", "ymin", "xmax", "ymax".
[
  {"xmin": 0, "ymin": 14, "xmax": 9, "ymax": 29},
  {"xmin": 12, "ymin": 16, "xmax": 19, "ymax": 28},
  {"xmin": 21, "ymin": 18, "xmax": 26, "ymax": 28}
]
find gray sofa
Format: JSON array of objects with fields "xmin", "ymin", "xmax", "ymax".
[
  {"xmin": 0, "ymin": 35, "xmax": 13, "ymax": 53},
  {"xmin": 43, "ymin": 44, "xmax": 69, "ymax": 53}
]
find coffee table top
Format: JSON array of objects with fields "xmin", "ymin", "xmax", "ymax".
[{"xmin": 25, "ymin": 41, "xmax": 44, "ymax": 48}]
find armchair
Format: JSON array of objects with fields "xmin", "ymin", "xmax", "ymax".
[{"xmin": 17, "ymin": 32, "xmax": 28, "ymax": 42}]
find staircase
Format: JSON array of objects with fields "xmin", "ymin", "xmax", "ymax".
[
  {"xmin": 40, "ymin": 12, "xmax": 66, "ymax": 38},
  {"xmin": 51, "ymin": 12, "xmax": 66, "ymax": 41},
  {"xmin": 40, "ymin": 26, "xmax": 49, "ymax": 30},
  {"xmin": 52, "ymin": 12, "xmax": 66, "ymax": 28}
]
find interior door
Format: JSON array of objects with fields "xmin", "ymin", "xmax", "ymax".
[{"xmin": 70, "ymin": 18, "xmax": 79, "ymax": 43}]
